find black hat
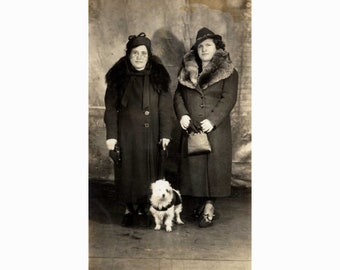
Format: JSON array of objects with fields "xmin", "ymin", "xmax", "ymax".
[
  {"xmin": 192, "ymin": 27, "xmax": 222, "ymax": 49},
  {"xmin": 126, "ymin": 32, "xmax": 151, "ymax": 52}
]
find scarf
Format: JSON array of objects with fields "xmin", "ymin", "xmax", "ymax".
[{"xmin": 120, "ymin": 59, "xmax": 151, "ymax": 111}]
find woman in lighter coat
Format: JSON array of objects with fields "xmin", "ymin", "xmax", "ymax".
[{"xmin": 174, "ymin": 27, "xmax": 238, "ymax": 227}]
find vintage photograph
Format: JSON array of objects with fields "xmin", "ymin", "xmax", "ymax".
[
  {"xmin": 4, "ymin": 1, "xmax": 340, "ymax": 270},
  {"xmin": 89, "ymin": 0, "xmax": 251, "ymax": 269}
]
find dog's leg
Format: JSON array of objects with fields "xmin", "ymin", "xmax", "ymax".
[
  {"xmin": 165, "ymin": 210, "xmax": 174, "ymax": 232},
  {"xmin": 150, "ymin": 207, "xmax": 162, "ymax": 230},
  {"xmin": 154, "ymin": 214, "xmax": 162, "ymax": 230},
  {"xmin": 175, "ymin": 204, "xmax": 184, "ymax": 224}
]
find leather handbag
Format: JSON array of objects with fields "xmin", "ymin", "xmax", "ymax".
[{"xmin": 187, "ymin": 132, "xmax": 212, "ymax": 155}]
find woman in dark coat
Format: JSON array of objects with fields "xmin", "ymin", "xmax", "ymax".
[
  {"xmin": 174, "ymin": 27, "xmax": 238, "ymax": 227},
  {"xmin": 104, "ymin": 33, "xmax": 173, "ymax": 226}
]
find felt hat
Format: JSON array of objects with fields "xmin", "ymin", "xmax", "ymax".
[
  {"xmin": 126, "ymin": 32, "xmax": 151, "ymax": 51},
  {"xmin": 192, "ymin": 27, "xmax": 222, "ymax": 49}
]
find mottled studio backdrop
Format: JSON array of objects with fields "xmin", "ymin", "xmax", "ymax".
[{"xmin": 89, "ymin": 0, "xmax": 251, "ymax": 187}]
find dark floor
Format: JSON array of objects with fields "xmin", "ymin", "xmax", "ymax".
[{"xmin": 89, "ymin": 180, "xmax": 251, "ymax": 270}]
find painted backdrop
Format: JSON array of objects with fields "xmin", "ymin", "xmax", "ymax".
[{"xmin": 89, "ymin": 0, "xmax": 251, "ymax": 187}]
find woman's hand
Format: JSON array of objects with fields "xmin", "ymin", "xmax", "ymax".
[
  {"xmin": 200, "ymin": 119, "xmax": 214, "ymax": 133},
  {"xmin": 106, "ymin": 138, "xmax": 117, "ymax": 150},
  {"xmin": 160, "ymin": 138, "xmax": 170, "ymax": 150},
  {"xmin": 180, "ymin": 115, "xmax": 191, "ymax": 130}
]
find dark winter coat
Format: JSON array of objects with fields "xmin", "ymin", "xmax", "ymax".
[
  {"xmin": 174, "ymin": 49, "xmax": 238, "ymax": 197},
  {"xmin": 104, "ymin": 56, "xmax": 173, "ymax": 204}
]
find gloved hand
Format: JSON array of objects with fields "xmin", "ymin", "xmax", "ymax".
[
  {"xmin": 106, "ymin": 138, "xmax": 117, "ymax": 150},
  {"xmin": 160, "ymin": 138, "xmax": 170, "ymax": 150},
  {"xmin": 187, "ymin": 118, "xmax": 202, "ymax": 134},
  {"xmin": 180, "ymin": 115, "xmax": 191, "ymax": 130},
  {"xmin": 200, "ymin": 119, "xmax": 214, "ymax": 133}
]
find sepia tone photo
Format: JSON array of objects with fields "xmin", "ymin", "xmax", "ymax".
[
  {"xmin": 89, "ymin": 0, "xmax": 251, "ymax": 269},
  {"xmin": 4, "ymin": 1, "xmax": 340, "ymax": 270}
]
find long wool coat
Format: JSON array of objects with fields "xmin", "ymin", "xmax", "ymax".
[
  {"xmin": 174, "ymin": 49, "xmax": 238, "ymax": 197},
  {"xmin": 104, "ymin": 56, "xmax": 173, "ymax": 204}
]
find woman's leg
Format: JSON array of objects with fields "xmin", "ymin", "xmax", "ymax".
[
  {"xmin": 199, "ymin": 197, "xmax": 216, "ymax": 228},
  {"xmin": 193, "ymin": 197, "xmax": 205, "ymax": 218},
  {"xmin": 193, "ymin": 197, "xmax": 215, "ymax": 218},
  {"xmin": 121, "ymin": 203, "xmax": 135, "ymax": 227},
  {"xmin": 136, "ymin": 199, "xmax": 149, "ymax": 227},
  {"xmin": 125, "ymin": 203, "xmax": 135, "ymax": 213},
  {"xmin": 136, "ymin": 203, "xmax": 147, "ymax": 215}
]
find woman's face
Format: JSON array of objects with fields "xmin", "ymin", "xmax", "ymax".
[
  {"xmin": 129, "ymin": 45, "xmax": 148, "ymax": 70},
  {"xmin": 197, "ymin": 38, "xmax": 216, "ymax": 64}
]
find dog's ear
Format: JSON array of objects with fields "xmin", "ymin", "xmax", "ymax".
[{"xmin": 150, "ymin": 182, "xmax": 154, "ymax": 190}]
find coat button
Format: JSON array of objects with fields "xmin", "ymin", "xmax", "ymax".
[
  {"xmin": 144, "ymin": 123, "xmax": 149, "ymax": 128},
  {"xmin": 144, "ymin": 110, "xmax": 150, "ymax": 116}
]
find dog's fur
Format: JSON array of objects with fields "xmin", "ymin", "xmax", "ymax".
[{"xmin": 149, "ymin": 179, "xmax": 184, "ymax": 232}]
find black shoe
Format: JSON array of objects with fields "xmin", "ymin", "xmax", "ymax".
[
  {"xmin": 193, "ymin": 204, "xmax": 205, "ymax": 219},
  {"xmin": 121, "ymin": 213, "xmax": 134, "ymax": 227},
  {"xmin": 198, "ymin": 214, "xmax": 213, "ymax": 228},
  {"xmin": 136, "ymin": 213, "xmax": 147, "ymax": 227}
]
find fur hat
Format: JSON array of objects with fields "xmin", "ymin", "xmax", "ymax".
[
  {"xmin": 192, "ymin": 27, "xmax": 222, "ymax": 49},
  {"xmin": 126, "ymin": 32, "xmax": 151, "ymax": 52}
]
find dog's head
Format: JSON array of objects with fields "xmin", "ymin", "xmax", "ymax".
[{"xmin": 150, "ymin": 179, "xmax": 173, "ymax": 203}]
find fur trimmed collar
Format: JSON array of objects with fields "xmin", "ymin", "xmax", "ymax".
[
  {"xmin": 105, "ymin": 55, "xmax": 170, "ymax": 93},
  {"xmin": 178, "ymin": 49, "xmax": 234, "ymax": 90}
]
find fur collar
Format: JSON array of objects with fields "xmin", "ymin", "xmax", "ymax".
[
  {"xmin": 178, "ymin": 49, "xmax": 234, "ymax": 90},
  {"xmin": 105, "ymin": 55, "xmax": 170, "ymax": 93}
]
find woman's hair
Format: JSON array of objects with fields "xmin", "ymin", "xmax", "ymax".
[
  {"xmin": 193, "ymin": 38, "xmax": 226, "ymax": 72},
  {"xmin": 213, "ymin": 39, "xmax": 226, "ymax": 51}
]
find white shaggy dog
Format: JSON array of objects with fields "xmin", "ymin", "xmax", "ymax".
[{"xmin": 149, "ymin": 179, "xmax": 184, "ymax": 232}]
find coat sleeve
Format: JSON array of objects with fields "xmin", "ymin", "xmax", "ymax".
[
  {"xmin": 159, "ymin": 89, "xmax": 174, "ymax": 140},
  {"xmin": 207, "ymin": 69, "xmax": 238, "ymax": 127},
  {"xmin": 103, "ymin": 83, "xmax": 118, "ymax": 140},
  {"xmin": 174, "ymin": 83, "xmax": 190, "ymax": 120}
]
